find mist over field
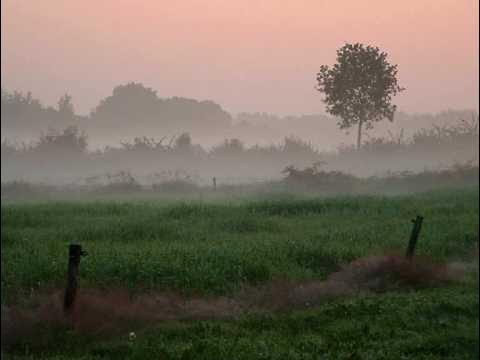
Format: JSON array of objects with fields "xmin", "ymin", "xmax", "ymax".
[{"xmin": 2, "ymin": 84, "xmax": 479, "ymax": 188}]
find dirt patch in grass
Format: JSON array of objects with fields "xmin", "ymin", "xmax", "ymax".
[{"xmin": 1, "ymin": 254, "xmax": 472, "ymax": 350}]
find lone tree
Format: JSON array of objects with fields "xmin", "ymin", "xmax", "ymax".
[{"xmin": 316, "ymin": 43, "xmax": 404, "ymax": 149}]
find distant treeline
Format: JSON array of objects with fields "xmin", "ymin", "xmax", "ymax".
[
  {"xmin": 2, "ymin": 83, "xmax": 478, "ymax": 149},
  {"xmin": 1, "ymin": 83, "xmax": 231, "ymax": 140},
  {"xmin": 2, "ymin": 115, "xmax": 478, "ymax": 184}
]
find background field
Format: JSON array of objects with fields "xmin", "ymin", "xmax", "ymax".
[{"xmin": 1, "ymin": 187, "xmax": 479, "ymax": 359}]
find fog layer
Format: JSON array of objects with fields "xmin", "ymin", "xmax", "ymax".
[{"xmin": 2, "ymin": 86, "xmax": 478, "ymax": 185}]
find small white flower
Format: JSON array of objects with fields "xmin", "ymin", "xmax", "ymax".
[{"xmin": 129, "ymin": 332, "xmax": 136, "ymax": 341}]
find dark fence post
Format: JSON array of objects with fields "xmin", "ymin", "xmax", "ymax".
[
  {"xmin": 406, "ymin": 216, "xmax": 424, "ymax": 259},
  {"xmin": 64, "ymin": 244, "xmax": 87, "ymax": 315},
  {"xmin": 213, "ymin": 177, "xmax": 217, "ymax": 191}
]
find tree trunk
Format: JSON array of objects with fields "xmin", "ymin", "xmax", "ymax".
[{"xmin": 356, "ymin": 120, "xmax": 363, "ymax": 150}]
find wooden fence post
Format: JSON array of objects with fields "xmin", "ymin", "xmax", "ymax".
[
  {"xmin": 64, "ymin": 244, "xmax": 87, "ymax": 315},
  {"xmin": 406, "ymin": 216, "xmax": 424, "ymax": 259}
]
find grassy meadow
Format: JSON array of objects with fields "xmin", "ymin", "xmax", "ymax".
[{"xmin": 1, "ymin": 187, "xmax": 479, "ymax": 359}]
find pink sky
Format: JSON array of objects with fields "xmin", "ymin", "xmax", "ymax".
[{"xmin": 2, "ymin": 0, "xmax": 478, "ymax": 115}]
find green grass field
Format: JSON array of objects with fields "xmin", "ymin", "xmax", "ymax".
[{"xmin": 1, "ymin": 187, "xmax": 479, "ymax": 359}]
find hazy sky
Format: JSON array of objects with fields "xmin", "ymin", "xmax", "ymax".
[{"xmin": 2, "ymin": 0, "xmax": 478, "ymax": 116}]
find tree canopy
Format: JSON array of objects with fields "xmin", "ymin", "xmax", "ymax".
[
  {"xmin": 316, "ymin": 43, "xmax": 404, "ymax": 148},
  {"xmin": 89, "ymin": 82, "xmax": 231, "ymax": 136}
]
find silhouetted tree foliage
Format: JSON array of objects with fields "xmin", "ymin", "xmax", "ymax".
[
  {"xmin": 36, "ymin": 126, "xmax": 88, "ymax": 154},
  {"xmin": 175, "ymin": 133, "xmax": 192, "ymax": 150},
  {"xmin": 162, "ymin": 97, "xmax": 232, "ymax": 133},
  {"xmin": 119, "ymin": 136, "xmax": 163, "ymax": 152},
  {"xmin": 316, "ymin": 43, "xmax": 404, "ymax": 149},
  {"xmin": 2, "ymin": 83, "xmax": 231, "ymax": 141},
  {"xmin": 210, "ymin": 138, "xmax": 245, "ymax": 157},
  {"xmin": 1, "ymin": 89, "xmax": 82, "ymax": 136},
  {"xmin": 90, "ymin": 83, "xmax": 159, "ymax": 129},
  {"xmin": 282, "ymin": 136, "xmax": 316, "ymax": 155},
  {"xmin": 89, "ymin": 82, "xmax": 231, "ymax": 135},
  {"xmin": 282, "ymin": 163, "xmax": 356, "ymax": 192},
  {"xmin": 411, "ymin": 115, "xmax": 479, "ymax": 148}
]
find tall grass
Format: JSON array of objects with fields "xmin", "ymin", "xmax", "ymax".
[{"xmin": 1, "ymin": 188, "xmax": 478, "ymax": 304}]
